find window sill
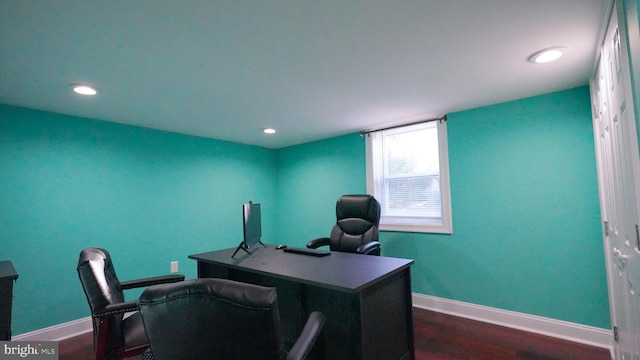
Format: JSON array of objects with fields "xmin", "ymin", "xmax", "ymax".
[{"xmin": 380, "ymin": 223, "xmax": 452, "ymax": 234}]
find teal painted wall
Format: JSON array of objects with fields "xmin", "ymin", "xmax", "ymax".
[
  {"xmin": 388, "ymin": 86, "xmax": 608, "ymax": 328},
  {"xmin": 1, "ymin": 85, "xmax": 609, "ymax": 335},
  {"xmin": 277, "ymin": 86, "xmax": 610, "ymax": 329},
  {"xmin": 275, "ymin": 134, "xmax": 366, "ymax": 246},
  {"xmin": 0, "ymin": 104, "xmax": 277, "ymax": 334}
]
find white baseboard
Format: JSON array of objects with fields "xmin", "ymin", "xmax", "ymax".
[
  {"xmin": 12, "ymin": 317, "xmax": 92, "ymax": 341},
  {"xmin": 12, "ymin": 294, "xmax": 614, "ymax": 356},
  {"xmin": 413, "ymin": 293, "xmax": 613, "ymax": 352}
]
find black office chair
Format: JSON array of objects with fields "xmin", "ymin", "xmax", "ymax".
[
  {"xmin": 307, "ymin": 194, "xmax": 381, "ymax": 255},
  {"xmin": 138, "ymin": 278, "xmax": 326, "ymax": 360},
  {"xmin": 77, "ymin": 248, "xmax": 185, "ymax": 360}
]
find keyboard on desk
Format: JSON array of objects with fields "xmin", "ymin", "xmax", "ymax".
[{"xmin": 282, "ymin": 247, "xmax": 331, "ymax": 257}]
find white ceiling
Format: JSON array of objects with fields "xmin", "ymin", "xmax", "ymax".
[{"xmin": 0, "ymin": 1, "xmax": 611, "ymax": 149}]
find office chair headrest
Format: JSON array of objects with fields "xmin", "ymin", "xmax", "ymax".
[
  {"xmin": 140, "ymin": 278, "xmax": 277, "ymax": 309},
  {"xmin": 77, "ymin": 247, "xmax": 125, "ymax": 313},
  {"xmin": 335, "ymin": 195, "xmax": 380, "ymax": 226}
]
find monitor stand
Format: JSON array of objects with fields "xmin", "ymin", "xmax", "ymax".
[{"xmin": 231, "ymin": 240, "xmax": 265, "ymax": 258}]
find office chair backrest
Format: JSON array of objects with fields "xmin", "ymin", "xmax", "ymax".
[
  {"xmin": 77, "ymin": 248, "xmax": 126, "ymax": 354},
  {"xmin": 330, "ymin": 194, "xmax": 380, "ymax": 253},
  {"xmin": 139, "ymin": 278, "xmax": 287, "ymax": 360}
]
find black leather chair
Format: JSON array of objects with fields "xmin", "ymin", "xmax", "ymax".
[
  {"xmin": 306, "ymin": 194, "xmax": 381, "ymax": 255},
  {"xmin": 138, "ymin": 278, "xmax": 326, "ymax": 360},
  {"xmin": 77, "ymin": 248, "xmax": 185, "ymax": 360}
]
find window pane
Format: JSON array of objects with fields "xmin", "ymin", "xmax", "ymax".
[
  {"xmin": 385, "ymin": 175, "xmax": 441, "ymax": 217},
  {"xmin": 384, "ymin": 127, "xmax": 439, "ymax": 177}
]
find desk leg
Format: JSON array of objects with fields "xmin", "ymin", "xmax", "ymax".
[
  {"xmin": 303, "ymin": 268, "xmax": 413, "ymax": 360},
  {"xmin": 0, "ymin": 278, "xmax": 15, "ymax": 340},
  {"xmin": 303, "ymin": 286, "xmax": 359, "ymax": 360},
  {"xmin": 303, "ymin": 268, "xmax": 414, "ymax": 360},
  {"xmin": 361, "ymin": 268, "xmax": 414, "ymax": 360}
]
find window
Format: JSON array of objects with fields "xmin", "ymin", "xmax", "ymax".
[{"xmin": 365, "ymin": 120, "xmax": 452, "ymax": 233}]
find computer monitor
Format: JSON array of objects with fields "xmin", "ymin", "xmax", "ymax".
[
  {"xmin": 232, "ymin": 201, "xmax": 264, "ymax": 258},
  {"xmin": 242, "ymin": 201, "xmax": 262, "ymax": 249}
]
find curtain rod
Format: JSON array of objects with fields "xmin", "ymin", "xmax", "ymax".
[{"xmin": 358, "ymin": 114, "xmax": 447, "ymax": 137}]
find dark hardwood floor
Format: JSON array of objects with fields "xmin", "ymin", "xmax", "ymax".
[
  {"xmin": 413, "ymin": 309, "xmax": 611, "ymax": 360},
  {"xmin": 59, "ymin": 307, "xmax": 612, "ymax": 360}
]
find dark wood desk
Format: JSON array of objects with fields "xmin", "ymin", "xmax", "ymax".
[
  {"xmin": 0, "ymin": 261, "xmax": 18, "ymax": 340},
  {"xmin": 189, "ymin": 245, "xmax": 414, "ymax": 360}
]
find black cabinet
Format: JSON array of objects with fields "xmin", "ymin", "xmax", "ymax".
[{"xmin": 0, "ymin": 261, "xmax": 18, "ymax": 340}]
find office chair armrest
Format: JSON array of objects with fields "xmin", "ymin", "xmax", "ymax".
[
  {"xmin": 120, "ymin": 274, "xmax": 185, "ymax": 290},
  {"xmin": 93, "ymin": 300, "xmax": 140, "ymax": 318},
  {"xmin": 306, "ymin": 237, "xmax": 330, "ymax": 249},
  {"xmin": 286, "ymin": 311, "xmax": 326, "ymax": 360},
  {"xmin": 356, "ymin": 241, "xmax": 380, "ymax": 255}
]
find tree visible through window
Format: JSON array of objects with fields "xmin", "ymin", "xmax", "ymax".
[{"xmin": 366, "ymin": 120, "xmax": 452, "ymax": 233}]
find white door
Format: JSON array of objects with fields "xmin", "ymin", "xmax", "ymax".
[{"xmin": 591, "ymin": 5, "xmax": 640, "ymax": 359}]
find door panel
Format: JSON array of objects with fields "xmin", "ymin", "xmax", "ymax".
[{"xmin": 591, "ymin": 6, "xmax": 640, "ymax": 359}]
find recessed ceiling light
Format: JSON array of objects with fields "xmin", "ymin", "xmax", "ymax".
[
  {"xmin": 71, "ymin": 84, "xmax": 100, "ymax": 96},
  {"xmin": 528, "ymin": 47, "xmax": 566, "ymax": 64},
  {"xmin": 263, "ymin": 128, "xmax": 276, "ymax": 134}
]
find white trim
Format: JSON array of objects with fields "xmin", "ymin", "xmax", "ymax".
[
  {"xmin": 412, "ymin": 293, "xmax": 614, "ymax": 355},
  {"xmin": 12, "ymin": 316, "xmax": 92, "ymax": 341}
]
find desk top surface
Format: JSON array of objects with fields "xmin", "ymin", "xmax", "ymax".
[{"xmin": 189, "ymin": 245, "xmax": 413, "ymax": 293}]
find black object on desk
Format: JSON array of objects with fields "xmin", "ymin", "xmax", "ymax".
[
  {"xmin": 283, "ymin": 246, "xmax": 330, "ymax": 257},
  {"xmin": 0, "ymin": 261, "xmax": 19, "ymax": 340},
  {"xmin": 189, "ymin": 245, "xmax": 414, "ymax": 360}
]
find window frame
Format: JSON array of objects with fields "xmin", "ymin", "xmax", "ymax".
[{"xmin": 365, "ymin": 120, "xmax": 452, "ymax": 234}]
